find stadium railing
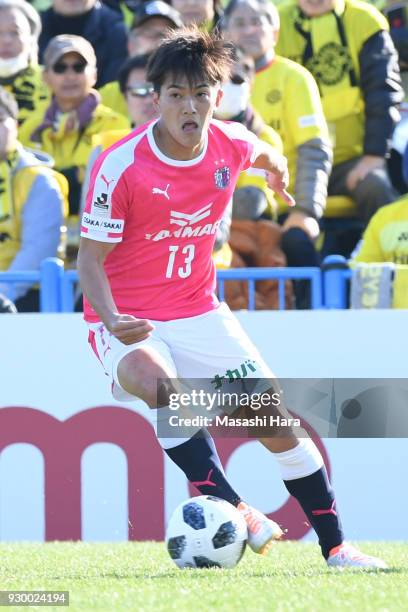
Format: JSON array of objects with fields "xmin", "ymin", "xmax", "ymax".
[
  {"xmin": 61, "ymin": 269, "xmax": 80, "ymax": 313},
  {"xmin": 4, "ymin": 259, "xmax": 354, "ymax": 312},
  {"xmin": 61, "ymin": 266, "xmax": 323, "ymax": 312},
  {"xmin": 321, "ymin": 255, "xmax": 351, "ymax": 309},
  {"xmin": 217, "ymin": 267, "xmax": 323, "ymax": 310},
  {"xmin": 0, "ymin": 258, "xmax": 64, "ymax": 312}
]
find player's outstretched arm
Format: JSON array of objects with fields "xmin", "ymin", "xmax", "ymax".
[
  {"xmin": 252, "ymin": 142, "xmax": 296, "ymax": 207},
  {"xmin": 77, "ymin": 238, "xmax": 154, "ymax": 345}
]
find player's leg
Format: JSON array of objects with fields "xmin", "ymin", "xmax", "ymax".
[
  {"xmin": 88, "ymin": 323, "xmax": 254, "ymax": 528},
  {"xmin": 122, "ymin": 355, "xmax": 285, "ymax": 554},
  {"xmin": 245, "ymin": 391, "xmax": 385, "ymax": 567},
  {"xmin": 240, "ymin": 384, "xmax": 386, "ymax": 567},
  {"xmin": 267, "ymin": 434, "xmax": 386, "ymax": 568},
  {"xmin": 167, "ymin": 305, "xmax": 386, "ymax": 567}
]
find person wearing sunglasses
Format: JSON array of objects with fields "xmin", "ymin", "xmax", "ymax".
[
  {"xmin": 84, "ymin": 53, "xmax": 157, "ymax": 176},
  {"xmin": 99, "ymin": 1, "xmax": 182, "ymax": 120},
  {"xmin": 19, "ymin": 35, "xmax": 129, "ymax": 263},
  {"xmin": 119, "ymin": 55, "xmax": 157, "ymax": 128}
]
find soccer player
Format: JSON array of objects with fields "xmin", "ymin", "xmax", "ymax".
[{"xmin": 78, "ymin": 28, "xmax": 385, "ymax": 569}]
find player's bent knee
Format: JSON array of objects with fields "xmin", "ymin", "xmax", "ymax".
[{"xmin": 117, "ymin": 347, "xmax": 176, "ymax": 407}]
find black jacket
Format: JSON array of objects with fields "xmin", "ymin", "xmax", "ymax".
[
  {"xmin": 39, "ymin": 2, "xmax": 128, "ymax": 87},
  {"xmin": 360, "ymin": 30, "xmax": 403, "ymax": 157}
]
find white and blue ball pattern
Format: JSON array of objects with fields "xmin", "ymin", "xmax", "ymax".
[{"xmin": 166, "ymin": 495, "xmax": 248, "ymax": 569}]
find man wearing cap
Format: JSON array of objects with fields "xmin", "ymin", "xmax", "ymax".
[
  {"xmin": 19, "ymin": 34, "xmax": 129, "ymax": 261},
  {"xmin": 0, "ymin": 86, "xmax": 64, "ymax": 312},
  {"xmin": 0, "ymin": 0, "xmax": 49, "ymax": 125},
  {"xmin": 99, "ymin": 0, "xmax": 183, "ymax": 118},
  {"xmin": 38, "ymin": 0, "xmax": 128, "ymax": 87}
]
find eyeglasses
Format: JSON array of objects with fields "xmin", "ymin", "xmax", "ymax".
[
  {"xmin": 126, "ymin": 84, "xmax": 154, "ymax": 98},
  {"xmin": 52, "ymin": 61, "xmax": 88, "ymax": 74}
]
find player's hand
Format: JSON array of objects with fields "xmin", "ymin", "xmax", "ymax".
[
  {"xmin": 105, "ymin": 313, "xmax": 154, "ymax": 345},
  {"xmin": 346, "ymin": 155, "xmax": 385, "ymax": 191},
  {"xmin": 266, "ymin": 166, "xmax": 295, "ymax": 207}
]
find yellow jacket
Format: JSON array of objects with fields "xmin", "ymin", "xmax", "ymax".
[
  {"xmin": 353, "ymin": 197, "xmax": 408, "ymax": 308},
  {"xmin": 251, "ymin": 55, "xmax": 328, "ymax": 213},
  {"xmin": 18, "ymin": 103, "xmax": 130, "ymax": 170},
  {"xmin": 0, "ymin": 147, "xmax": 66, "ymax": 274},
  {"xmin": 99, "ymin": 80, "xmax": 128, "ymax": 119},
  {"xmin": 277, "ymin": 0, "xmax": 389, "ymax": 164},
  {"xmin": 354, "ymin": 196, "xmax": 408, "ymax": 264}
]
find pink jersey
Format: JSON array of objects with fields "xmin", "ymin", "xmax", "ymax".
[{"xmin": 81, "ymin": 119, "xmax": 261, "ymax": 322}]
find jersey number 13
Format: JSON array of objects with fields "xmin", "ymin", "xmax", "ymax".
[{"xmin": 166, "ymin": 244, "xmax": 196, "ymax": 279}]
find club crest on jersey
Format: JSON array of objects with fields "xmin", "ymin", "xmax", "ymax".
[{"xmin": 214, "ymin": 166, "xmax": 230, "ymax": 189}]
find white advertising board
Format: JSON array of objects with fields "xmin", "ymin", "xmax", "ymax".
[{"xmin": 0, "ymin": 311, "xmax": 407, "ymax": 541}]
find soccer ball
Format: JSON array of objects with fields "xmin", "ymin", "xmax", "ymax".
[{"xmin": 165, "ymin": 495, "xmax": 247, "ymax": 569}]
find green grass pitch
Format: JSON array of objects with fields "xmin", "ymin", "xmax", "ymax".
[{"xmin": 0, "ymin": 542, "xmax": 407, "ymax": 611}]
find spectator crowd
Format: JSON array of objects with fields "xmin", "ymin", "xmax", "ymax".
[{"xmin": 1, "ymin": 0, "xmax": 408, "ymax": 312}]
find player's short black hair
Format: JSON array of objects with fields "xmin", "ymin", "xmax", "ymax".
[
  {"xmin": 0, "ymin": 87, "xmax": 18, "ymax": 121},
  {"xmin": 147, "ymin": 27, "xmax": 234, "ymax": 93},
  {"xmin": 118, "ymin": 53, "xmax": 152, "ymax": 94}
]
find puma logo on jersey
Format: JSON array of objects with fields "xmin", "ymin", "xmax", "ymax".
[
  {"xmin": 152, "ymin": 184, "xmax": 171, "ymax": 200},
  {"xmin": 101, "ymin": 174, "xmax": 115, "ymax": 191}
]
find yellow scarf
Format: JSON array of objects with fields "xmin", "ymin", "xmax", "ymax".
[
  {"xmin": 293, "ymin": 0, "xmax": 357, "ymax": 97},
  {"xmin": 0, "ymin": 65, "xmax": 49, "ymax": 125},
  {"xmin": 0, "ymin": 149, "xmax": 19, "ymax": 222}
]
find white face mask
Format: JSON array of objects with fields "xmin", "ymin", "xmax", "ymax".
[
  {"xmin": 215, "ymin": 81, "xmax": 251, "ymax": 120},
  {"xmin": 0, "ymin": 54, "xmax": 29, "ymax": 78}
]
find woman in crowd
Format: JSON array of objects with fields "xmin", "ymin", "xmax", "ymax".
[{"xmin": 0, "ymin": 0, "xmax": 49, "ymax": 125}]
